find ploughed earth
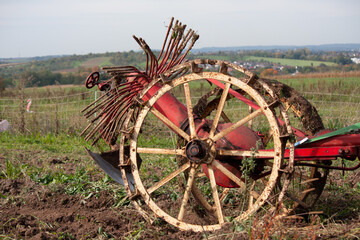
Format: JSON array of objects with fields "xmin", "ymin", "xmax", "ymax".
[{"xmin": 0, "ymin": 150, "xmax": 359, "ymax": 239}]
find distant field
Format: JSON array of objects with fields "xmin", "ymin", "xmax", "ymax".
[
  {"xmin": 54, "ymin": 57, "xmax": 113, "ymax": 73},
  {"xmin": 244, "ymin": 56, "xmax": 337, "ymax": 67},
  {"xmin": 0, "ymin": 62, "xmax": 27, "ymax": 68},
  {"xmin": 80, "ymin": 57, "xmax": 112, "ymax": 68}
]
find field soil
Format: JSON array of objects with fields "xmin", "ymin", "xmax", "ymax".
[
  {"xmin": 0, "ymin": 149, "xmax": 206, "ymax": 239},
  {"xmin": 1, "ymin": 148, "xmax": 359, "ymax": 239}
]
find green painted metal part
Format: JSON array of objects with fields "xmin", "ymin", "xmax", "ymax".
[{"xmin": 301, "ymin": 122, "xmax": 360, "ymax": 145}]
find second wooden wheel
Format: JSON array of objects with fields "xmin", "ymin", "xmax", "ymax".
[{"xmin": 195, "ymin": 73, "xmax": 329, "ymax": 217}]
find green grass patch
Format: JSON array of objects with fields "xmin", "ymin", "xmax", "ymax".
[
  {"xmin": 0, "ymin": 132, "xmax": 93, "ymax": 154},
  {"xmin": 80, "ymin": 57, "xmax": 113, "ymax": 68},
  {"xmin": 279, "ymin": 76, "xmax": 360, "ymax": 94},
  {"xmin": 244, "ymin": 56, "xmax": 336, "ymax": 67},
  {"xmin": 72, "ymin": 60, "xmax": 83, "ymax": 68},
  {"xmin": 0, "ymin": 131, "xmax": 129, "ymax": 207},
  {"xmin": 99, "ymin": 57, "xmax": 113, "ymax": 68}
]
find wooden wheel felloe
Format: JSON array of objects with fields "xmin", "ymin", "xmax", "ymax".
[{"xmin": 120, "ymin": 61, "xmax": 295, "ymax": 232}]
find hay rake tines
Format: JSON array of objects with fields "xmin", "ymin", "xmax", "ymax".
[{"xmin": 81, "ymin": 18, "xmax": 360, "ymax": 232}]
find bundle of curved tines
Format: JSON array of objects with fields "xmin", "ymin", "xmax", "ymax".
[
  {"xmin": 133, "ymin": 17, "xmax": 199, "ymax": 79},
  {"xmin": 81, "ymin": 17, "xmax": 199, "ymax": 146},
  {"xmin": 81, "ymin": 69, "xmax": 147, "ymax": 146}
]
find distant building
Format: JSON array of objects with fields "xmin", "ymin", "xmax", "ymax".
[{"xmin": 351, "ymin": 58, "xmax": 360, "ymax": 64}]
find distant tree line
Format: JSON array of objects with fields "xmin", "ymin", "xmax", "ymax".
[
  {"xmin": 109, "ymin": 50, "xmax": 148, "ymax": 70},
  {"xmin": 19, "ymin": 71, "xmax": 87, "ymax": 87},
  {"xmin": 0, "ymin": 68, "xmax": 87, "ymax": 88},
  {"xmin": 194, "ymin": 48, "xmax": 354, "ymax": 65},
  {"xmin": 0, "ymin": 49, "xmax": 358, "ymax": 89}
]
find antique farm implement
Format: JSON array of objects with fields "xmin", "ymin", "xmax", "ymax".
[{"xmin": 81, "ymin": 18, "xmax": 360, "ymax": 232}]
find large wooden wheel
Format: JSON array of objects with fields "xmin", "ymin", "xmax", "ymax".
[
  {"xmin": 119, "ymin": 60, "xmax": 295, "ymax": 232},
  {"xmin": 192, "ymin": 70, "xmax": 329, "ymax": 217}
]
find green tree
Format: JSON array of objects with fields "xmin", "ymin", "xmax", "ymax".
[
  {"xmin": 0, "ymin": 76, "xmax": 4, "ymax": 94},
  {"xmin": 335, "ymin": 54, "xmax": 352, "ymax": 65}
]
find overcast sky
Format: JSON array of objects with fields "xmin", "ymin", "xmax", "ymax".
[{"xmin": 1, "ymin": 0, "xmax": 359, "ymax": 58}]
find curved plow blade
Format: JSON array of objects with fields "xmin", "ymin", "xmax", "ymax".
[{"xmin": 85, "ymin": 148, "xmax": 136, "ymax": 191}]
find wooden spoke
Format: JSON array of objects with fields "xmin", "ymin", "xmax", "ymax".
[
  {"xmin": 150, "ymin": 107, "xmax": 190, "ymax": 142},
  {"xmin": 248, "ymin": 106, "xmax": 253, "ymax": 129},
  {"xmin": 184, "ymin": 83, "xmax": 196, "ymax": 139},
  {"xmin": 248, "ymin": 182, "xmax": 256, "ymax": 209},
  {"xmin": 195, "ymin": 172, "xmax": 206, "ymax": 178},
  {"xmin": 178, "ymin": 165, "xmax": 197, "ymax": 221},
  {"xmin": 212, "ymin": 108, "xmax": 263, "ymax": 142},
  {"xmin": 219, "ymin": 188, "xmax": 230, "ymax": 203},
  {"xmin": 260, "ymin": 177, "xmax": 268, "ymax": 185},
  {"xmin": 221, "ymin": 111, "xmax": 231, "ymax": 123},
  {"xmin": 207, "ymin": 164, "xmax": 224, "ymax": 224},
  {"xmin": 208, "ymin": 82, "xmax": 231, "ymax": 138},
  {"xmin": 300, "ymin": 178, "xmax": 319, "ymax": 185},
  {"xmin": 263, "ymin": 129, "xmax": 273, "ymax": 146},
  {"xmin": 301, "ymin": 188, "xmax": 316, "ymax": 195},
  {"xmin": 137, "ymin": 147, "xmax": 185, "ymax": 156},
  {"xmin": 285, "ymin": 192, "xmax": 311, "ymax": 209},
  {"xmin": 147, "ymin": 162, "xmax": 191, "ymax": 194},
  {"xmin": 191, "ymin": 184, "xmax": 215, "ymax": 214},
  {"xmin": 213, "ymin": 162, "xmax": 261, "ymax": 201},
  {"xmin": 217, "ymin": 149, "xmax": 275, "ymax": 158},
  {"xmin": 250, "ymin": 189, "xmax": 260, "ymax": 199},
  {"xmin": 212, "ymin": 160, "xmax": 245, "ymax": 190},
  {"xmin": 293, "ymin": 169, "xmax": 311, "ymax": 181}
]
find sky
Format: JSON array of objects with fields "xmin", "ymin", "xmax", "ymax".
[{"xmin": 0, "ymin": 0, "xmax": 359, "ymax": 58}]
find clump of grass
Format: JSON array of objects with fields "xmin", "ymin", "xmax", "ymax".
[
  {"xmin": 0, "ymin": 159, "xmax": 28, "ymax": 180},
  {"xmin": 0, "ymin": 131, "xmax": 95, "ymax": 156},
  {"xmin": 28, "ymin": 166, "xmax": 129, "ymax": 207}
]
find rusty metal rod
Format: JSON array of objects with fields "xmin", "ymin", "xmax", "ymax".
[{"xmin": 157, "ymin": 17, "xmax": 174, "ymax": 62}]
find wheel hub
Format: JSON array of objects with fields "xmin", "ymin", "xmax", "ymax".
[{"xmin": 185, "ymin": 139, "xmax": 212, "ymax": 164}]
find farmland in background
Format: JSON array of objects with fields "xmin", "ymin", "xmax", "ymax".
[
  {"xmin": 243, "ymin": 56, "xmax": 337, "ymax": 67},
  {"xmin": 1, "ymin": 47, "xmax": 360, "ymax": 89}
]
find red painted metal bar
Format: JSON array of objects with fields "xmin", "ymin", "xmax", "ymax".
[
  {"xmin": 247, "ymin": 145, "xmax": 358, "ymax": 161},
  {"xmin": 289, "ymin": 146, "xmax": 358, "ymax": 161},
  {"xmin": 141, "ymin": 82, "xmax": 188, "ymax": 128}
]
